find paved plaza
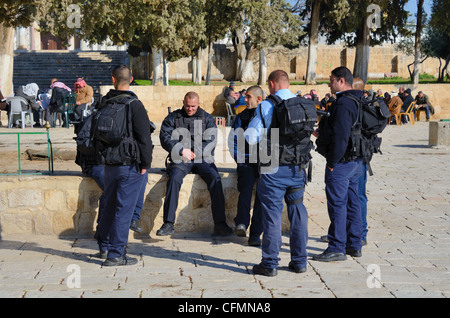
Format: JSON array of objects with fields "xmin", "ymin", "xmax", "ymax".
[{"xmin": 0, "ymin": 121, "xmax": 449, "ymax": 299}]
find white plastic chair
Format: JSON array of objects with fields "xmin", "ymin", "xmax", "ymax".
[
  {"xmin": 225, "ymin": 102, "xmax": 236, "ymax": 126},
  {"xmin": 6, "ymin": 96, "xmax": 34, "ymax": 129}
]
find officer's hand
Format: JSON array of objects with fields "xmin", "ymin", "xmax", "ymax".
[
  {"xmin": 181, "ymin": 149, "xmax": 196, "ymax": 162},
  {"xmin": 140, "ymin": 169, "xmax": 147, "ymax": 175},
  {"xmin": 327, "ymin": 166, "xmax": 334, "ymax": 171},
  {"xmin": 312, "ymin": 129, "xmax": 319, "ymax": 138}
]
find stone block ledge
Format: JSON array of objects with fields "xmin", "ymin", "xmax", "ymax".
[{"xmin": 0, "ymin": 169, "xmax": 289, "ymax": 237}]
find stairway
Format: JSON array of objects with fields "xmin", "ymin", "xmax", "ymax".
[{"xmin": 13, "ymin": 50, "xmax": 128, "ymax": 96}]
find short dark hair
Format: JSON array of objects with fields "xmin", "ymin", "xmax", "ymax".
[
  {"xmin": 246, "ymin": 85, "xmax": 263, "ymax": 98},
  {"xmin": 111, "ymin": 65, "xmax": 132, "ymax": 85},
  {"xmin": 184, "ymin": 91, "xmax": 199, "ymax": 101},
  {"xmin": 331, "ymin": 66, "xmax": 353, "ymax": 86},
  {"xmin": 268, "ymin": 70, "xmax": 289, "ymax": 84}
]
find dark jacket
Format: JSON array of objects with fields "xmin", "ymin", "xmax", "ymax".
[
  {"xmin": 401, "ymin": 94, "xmax": 414, "ymax": 112},
  {"xmin": 229, "ymin": 107, "xmax": 258, "ymax": 164},
  {"xmin": 317, "ymin": 89, "xmax": 361, "ymax": 169},
  {"xmin": 100, "ymin": 89, "xmax": 153, "ymax": 170},
  {"xmin": 160, "ymin": 107, "xmax": 217, "ymax": 163},
  {"xmin": 49, "ymin": 87, "xmax": 71, "ymax": 112}
]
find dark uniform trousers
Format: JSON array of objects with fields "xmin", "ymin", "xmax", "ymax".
[
  {"xmin": 257, "ymin": 165, "xmax": 308, "ymax": 269},
  {"xmin": 97, "ymin": 165, "xmax": 145, "ymax": 259},
  {"xmin": 325, "ymin": 158, "xmax": 363, "ymax": 253},
  {"xmin": 234, "ymin": 163, "xmax": 263, "ymax": 237},
  {"xmin": 164, "ymin": 161, "xmax": 226, "ymax": 224}
]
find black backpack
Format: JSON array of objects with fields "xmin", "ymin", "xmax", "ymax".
[
  {"xmin": 346, "ymin": 94, "xmax": 390, "ymax": 175},
  {"xmin": 91, "ymin": 94, "xmax": 136, "ymax": 147},
  {"xmin": 74, "ymin": 113, "xmax": 96, "ymax": 157},
  {"xmin": 263, "ymin": 95, "xmax": 317, "ymax": 176}
]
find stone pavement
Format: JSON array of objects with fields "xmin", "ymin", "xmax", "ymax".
[{"xmin": 0, "ymin": 121, "xmax": 449, "ymax": 299}]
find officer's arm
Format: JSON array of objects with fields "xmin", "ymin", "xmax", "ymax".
[
  {"xmin": 326, "ymin": 103, "xmax": 354, "ymax": 169},
  {"xmin": 244, "ymin": 101, "xmax": 273, "ymax": 145},
  {"xmin": 159, "ymin": 114, "xmax": 179, "ymax": 154},
  {"xmin": 131, "ymin": 101, "xmax": 153, "ymax": 170}
]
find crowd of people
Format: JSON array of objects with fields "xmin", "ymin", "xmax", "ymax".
[
  {"xmin": 2, "ymin": 65, "xmax": 436, "ymax": 274},
  {"xmin": 0, "ymin": 77, "xmax": 94, "ymax": 128},
  {"xmin": 71, "ymin": 65, "xmax": 386, "ymax": 277}
]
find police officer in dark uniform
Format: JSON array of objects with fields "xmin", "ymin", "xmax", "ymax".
[
  {"xmin": 158, "ymin": 91, "xmax": 233, "ymax": 236},
  {"xmin": 95, "ymin": 65, "xmax": 153, "ymax": 266},
  {"xmin": 313, "ymin": 66, "xmax": 363, "ymax": 262},
  {"xmin": 228, "ymin": 85, "xmax": 264, "ymax": 246}
]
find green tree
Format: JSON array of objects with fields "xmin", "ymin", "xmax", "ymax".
[
  {"xmin": 0, "ymin": 1, "xmax": 44, "ymax": 94},
  {"xmin": 230, "ymin": 0, "xmax": 304, "ymax": 83},
  {"xmin": 319, "ymin": 0, "xmax": 410, "ymax": 82}
]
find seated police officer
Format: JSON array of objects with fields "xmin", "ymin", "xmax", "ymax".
[
  {"xmin": 314, "ymin": 66, "xmax": 363, "ymax": 262},
  {"xmin": 228, "ymin": 85, "xmax": 264, "ymax": 246},
  {"xmin": 158, "ymin": 91, "xmax": 233, "ymax": 236}
]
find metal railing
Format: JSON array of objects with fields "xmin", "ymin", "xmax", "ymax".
[{"xmin": 0, "ymin": 130, "xmax": 54, "ymax": 175}]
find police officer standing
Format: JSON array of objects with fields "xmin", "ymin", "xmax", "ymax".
[
  {"xmin": 158, "ymin": 91, "xmax": 233, "ymax": 236},
  {"xmin": 246, "ymin": 70, "xmax": 315, "ymax": 276},
  {"xmin": 94, "ymin": 65, "xmax": 153, "ymax": 266},
  {"xmin": 228, "ymin": 85, "xmax": 264, "ymax": 246},
  {"xmin": 313, "ymin": 66, "xmax": 363, "ymax": 262}
]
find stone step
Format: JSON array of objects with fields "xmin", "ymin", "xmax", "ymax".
[{"xmin": 13, "ymin": 50, "xmax": 128, "ymax": 94}]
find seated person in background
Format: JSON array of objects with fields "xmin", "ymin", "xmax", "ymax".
[
  {"xmin": 320, "ymin": 93, "xmax": 333, "ymax": 110},
  {"xmin": 74, "ymin": 78, "xmax": 94, "ymax": 120},
  {"xmin": 400, "ymin": 88, "xmax": 414, "ymax": 123},
  {"xmin": 415, "ymin": 91, "xmax": 434, "ymax": 121},
  {"xmin": 376, "ymin": 89, "xmax": 383, "ymax": 98},
  {"xmin": 15, "ymin": 83, "xmax": 42, "ymax": 127},
  {"xmin": 234, "ymin": 89, "xmax": 247, "ymax": 114},
  {"xmin": 44, "ymin": 80, "xmax": 71, "ymax": 126},
  {"xmin": 387, "ymin": 92, "xmax": 403, "ymax": 124},
  {"xmin": 224, "ymin": 81, "xmax": 237, "ymax": 108}
]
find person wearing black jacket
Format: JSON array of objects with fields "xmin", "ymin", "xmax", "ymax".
[
  {"xmin": 158, "ymin": 91, "xmax": 232, "ymax": 237},
  {"xmin": 313, "ymin": 66, "xmax": 363, "ymax": 262},
  {"xmin": 95, "ymin": 65, "xmax": 153, "ymax": 266}
]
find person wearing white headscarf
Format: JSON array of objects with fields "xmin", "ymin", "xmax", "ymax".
[
  {"xmin": 15, "ymin": 83, "xmax": 42, "ymax": 126},
  {"xmin": 16, "ymin": 83, "xmax": 41, "ymax": 111}
]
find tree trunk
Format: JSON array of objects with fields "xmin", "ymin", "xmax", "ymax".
[
  {"xmin": 305, "ymin": 0, "xmax": 321, "ymax": 85},
  {"xmin": 152, "ymin": 47, "xmax": 164, "ymax": 86},
  {"xmin": 205, "ymin": 41, "xmax": 213, "ymax": 86},
  {"xmin": 353, "ymin": 16, "xmax": 370, "ymax": 83},
  {"xmin": 233, "ymin": 27, "xmax": 257, "ymax": 83},
  {"xmin": 163, "ymin": 52, "xmax": 169, "ymax": 86},
  {"xmin": 0, "ymin": 24, "xmax": 15, "ymax": 96},
  {"xmin": 413, "ymin": 0, "xmax": 424, "ymax": 85},
  {"xmin": 192, "ymin": 49, "xmax": 202, "ymax": 85},
  {"xmin": 258, "ymin": 47, "xmax": 267, "ymax": 85}
]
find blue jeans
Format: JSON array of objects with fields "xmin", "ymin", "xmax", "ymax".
[
  {"xmin": 325, "ymin": 159, "xmax": 363, "ymax": 253},
  {"xmin": 97, "ymin": 165, "xmax": 145, "ymax": 259},
  {"xmin": 257, "ymin": 165, "xmax": 308, "ymax": 269}
]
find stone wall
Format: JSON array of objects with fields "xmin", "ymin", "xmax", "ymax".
[
  {"xmin": 0, "ymin": 171, "xmax": 288, "ymax": 237},
  {"xmin": 101, "ymin": 83, "xmax": 450, "ymax": 122},
  {"xmin": 130, "ymin": 43, "xmax": 446, "ymax": 82}
]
